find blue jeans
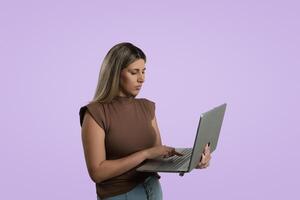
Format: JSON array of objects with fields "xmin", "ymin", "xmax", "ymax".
[{"xmin": 97, "ymin": 175, "xmax": 163, "ymax": 200}]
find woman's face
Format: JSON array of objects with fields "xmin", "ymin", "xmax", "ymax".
[{"xmin": 119, "ymin": 59, "xmax": 146, "ymax": 97}]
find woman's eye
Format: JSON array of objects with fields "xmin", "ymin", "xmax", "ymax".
[{"xmin": 130, "ymin": 71, "xmax": 145, "ymax": 75}]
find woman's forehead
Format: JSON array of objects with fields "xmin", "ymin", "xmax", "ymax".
[{"xmin": 127, "ymin": 60, "xmax": 146, "ymax": 70}]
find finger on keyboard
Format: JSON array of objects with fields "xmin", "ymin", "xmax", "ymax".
[{"xmin": 174, "ymin": 151, "xmax": 184, "ymax": 156}]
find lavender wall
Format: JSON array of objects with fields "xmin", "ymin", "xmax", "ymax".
[{"xmin": 1, "ymin": 1, "xmax": 299, "ymax": 199}]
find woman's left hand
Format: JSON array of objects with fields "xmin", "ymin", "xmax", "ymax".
[{"xmin": 196, "ymin": 143, "xmax": 211, "ymax": 169}]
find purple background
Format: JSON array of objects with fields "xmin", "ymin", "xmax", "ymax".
[{"xmin": 1, "ymin": 1, "xmax": 299, "ymax": 199}]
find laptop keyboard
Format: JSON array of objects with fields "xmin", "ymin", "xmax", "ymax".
[{"xmin": 159, "ymin": 148, "xmax": 192, "ymax": 170}]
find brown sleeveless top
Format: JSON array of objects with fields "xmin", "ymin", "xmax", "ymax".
[{"xmin": 79, "ymin": 96, "xmax": 160, "ymax": 199}]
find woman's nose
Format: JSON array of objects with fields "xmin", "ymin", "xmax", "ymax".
[{"xmin": 138, "ymin": 73, "xmax": 145, "ymax": 82}]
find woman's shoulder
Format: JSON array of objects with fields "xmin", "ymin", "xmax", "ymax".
[
  {"xmin": 137, "ymin": 98, "xmax": 156, "ymax": 119},
  {"xmin": 138, "ymin": 97, "xmax": 155, "ymax": 104},
  {"xmin": 136, "ymin": 98, "xmax": 156, "ymax": 110},
  {"xmin": 79, "ymin": 101, "xmax": 106, "ymax": 118},
  {"xmin": 79, "ymin": 101, "xmax": 107, "ymax": 129},
  {"xmin": 79, "ymin": 101, "xmax": 101, "ymax": 112}
]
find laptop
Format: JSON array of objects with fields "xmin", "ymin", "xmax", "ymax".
[{"xmin": 136, "ymin": 103, "xmax": 227, "ymax": 176}]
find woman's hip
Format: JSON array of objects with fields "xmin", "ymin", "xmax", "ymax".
[{"xmin": 99, "ymin": 175, "xmax": 163, "ymax": 200}]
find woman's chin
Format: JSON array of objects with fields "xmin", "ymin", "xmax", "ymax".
[{"xmin": 131, "ymin": 91, "xmax": 139, "ymax": 97}]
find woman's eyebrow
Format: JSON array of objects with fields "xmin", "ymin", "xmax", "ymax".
[{"xmin": 131, "ymin": 68, "xmax": 146, "ymax": 71}]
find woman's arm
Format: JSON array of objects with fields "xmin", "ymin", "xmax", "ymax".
[
  {"xmin": 81, "ymin": 112, "xmax": 176, "ymax": 183},
  {"xmin": 81, "ymin": 112, "xmax": 148, "ymax": 183},
  {"xmin": 151, "ymin": 115, "xmax": 162, "ymax": 146}
]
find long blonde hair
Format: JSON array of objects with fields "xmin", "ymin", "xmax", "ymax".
[{"xmin": 91, "ymin": 42, "xmax": 147, "ymax": 103}]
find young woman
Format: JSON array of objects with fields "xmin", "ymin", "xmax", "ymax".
[{"xmin": 79, "ymin": 42, "xmax": 211, "ymax": 200}]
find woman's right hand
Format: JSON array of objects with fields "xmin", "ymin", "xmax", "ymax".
[{"xmin": 144, "ymin": 145, "xmax": 183, "ymax": 160}]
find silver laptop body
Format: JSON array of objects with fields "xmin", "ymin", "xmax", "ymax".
[{"xmin": 136, "ymin": 103, "xmax": 227, "ymax": 176}]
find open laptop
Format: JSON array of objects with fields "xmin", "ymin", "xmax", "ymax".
[{"xmin": 136, "ymin": 103, "xmax": 227, "ymax": 176}]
